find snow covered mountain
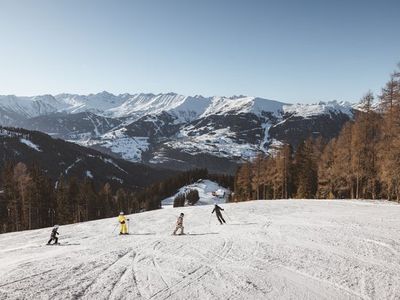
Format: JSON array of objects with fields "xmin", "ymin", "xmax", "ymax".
[
  {"xmin": 1, "ymin": 199, "xmax": 399, "ymax": 299},
  {"xmin": 0, "ymin": 92, "xmax": 212, "ymax": 121},
  {"xmin": 0, "ymin": 92, "xmax": 355, "ymax": 173}
]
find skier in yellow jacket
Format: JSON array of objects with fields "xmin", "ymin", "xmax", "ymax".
[{"xmin": 118, "ymin": 212, "xmax": 129, "ymax": 235}]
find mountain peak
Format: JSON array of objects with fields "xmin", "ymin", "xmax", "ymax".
[{"xmin": 0, "ymin": 92, "xmax": 355, "ymax": 121}]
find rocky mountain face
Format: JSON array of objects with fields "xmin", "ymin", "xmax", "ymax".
[{"xmin": 0, "ymin": 93, "xmax": 355, "ymax": 174}]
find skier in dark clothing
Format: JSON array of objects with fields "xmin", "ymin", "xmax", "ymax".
[
  {"xmin": 212, "ymin": 204, "xmax": 226, "ymax": 224},
  {"xmin": 47, "ymin": 225, "xmax": 60, "ymax": 245}
]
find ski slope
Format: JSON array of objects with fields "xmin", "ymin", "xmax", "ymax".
[{"xmin": 1, "ymin": 200, "xmax": 400, "ymax": 300}]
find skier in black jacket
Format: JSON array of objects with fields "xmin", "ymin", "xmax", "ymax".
[
  {"xmin": 212, "ymin": 204, "xmax": 226, "ymax": 224},
  {"xmin": 47, "ymin": 225, "xmax": 60, "ymax": 245}
]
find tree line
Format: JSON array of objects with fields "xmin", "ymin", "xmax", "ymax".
[
  {"xmin": 234, "ymin": 65, "xmax": 400, "ymax": 202},
  {"xmin": 0, "ymin": 164, "xmax": 233, "ymax": 233},
  {"xmin": 0, "ymin": 162, "xmax": 142, "ymax": 233}
]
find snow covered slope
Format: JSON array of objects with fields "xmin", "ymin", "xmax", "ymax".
[
  {"xmin": 162, "ymin": 179, "xmax": 230, "ymax": 207},
  {"xmin": 1, "ymin": 200, "xmax": 399, "ymax": 299},
  {"xmin": 283, "ymin": 100, "xmax": 353, "ymax": 118}
]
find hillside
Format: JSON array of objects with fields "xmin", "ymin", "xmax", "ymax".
[
  {"xmin": 1, "ymin": 200, "xmax": 399, "ymax": 299},
  {"xmin": 0, "ymin": 127, "xmax": 175, "ymax": 190}
]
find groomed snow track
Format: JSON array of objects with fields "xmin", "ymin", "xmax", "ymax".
[{"xmin": 1, "ymin": 200, "xmax": 400, "ymax": 299}]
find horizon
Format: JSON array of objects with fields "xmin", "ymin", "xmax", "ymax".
[
  {"xmin": 0, "ymin": 0, "xmax": 399, "ymax": 104},
  {"xmin": 0, "ymin": 90, "xmax": 354, "ymax": 105}
]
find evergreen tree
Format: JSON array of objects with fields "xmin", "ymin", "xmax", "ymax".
[
  {"xmin": 173, "ymin": 193, "xmax": 186, "ymax": 207},
  {"xmin": 56, "ymin": 178, "xmax": 72, "ymax": 224},
  {"xmin": 79, "ymin": 179, "xmax": 98, "ymax": 221}
]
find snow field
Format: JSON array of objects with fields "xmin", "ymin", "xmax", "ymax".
[{"xmin": 0, "ymin": 200, "xmax": 399, "ymax": 299}]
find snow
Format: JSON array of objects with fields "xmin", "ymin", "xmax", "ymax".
[
  {"xmin": 1, "ymin": 93, "xmax": 359, "ymax": 163},
  {"xmin": 101, "ymin": 158, "xmax": 128, "ymax": 174},
  {"xmin": 64, "ymin": 158, "xmax": 83, "ymax": 174},
  {"xmin": 283, "ymin": 100, "xmax": 353, "ymax": 119},
  {"xmin": 76, "ymin": 128, "xmax": 150, "ymax": 163},
  {"xmin": 201, "ymin": 96, "xmax": 285, "ymax": 118},
  {"xmin": 0, "ymin": 95, "xmax": 64, "ymax": 118},
  {"xmin": 107, "ymin": 93, "xmax": 211, "ymax": 121},
  {"xmin": 260, "ymin": 122, "xmax": 272, "ymax": 152},
  {"xmin": 109, "ymin": 176, "xmax": 124, "ymax": 183},
  {"xmin": 165, "ymin": 126, "xmax": 259, "ymax": 160},
  {"xmin": 85, "ymin": 170, "xmax": 93, "ymax": 178},
  {"xmin": 162, "ymin": 179, "xmax": 230, "ymax": 207},
  {"xmin": 1, "ymin": 92, "xmax": 354, "ymax": 122},
  {"xmin": 19, "ymin": 138, "xmax": 42, "ymax": 152},
  {"xmin": 0, "ymin": 199, "xmax": 399, "ymax": 299},
  {"xmin": 169, "ymin": 96, "xmax": 212, "ymax": 123},
  {"xmin": 99, "ymin": 129, "xmax": 149, "ymax": 162},
  {"xmin": 0, "ymin": 129, "xmax": 21, "ymax": 138}
]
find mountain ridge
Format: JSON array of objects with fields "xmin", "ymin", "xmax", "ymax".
[
  {"xmin": 0, "ymin": 92, "xmax": 354, "ymax": 120},
  {"xmin": 0, "ymin": 92, "xmax": 356, "ymax": 173}
]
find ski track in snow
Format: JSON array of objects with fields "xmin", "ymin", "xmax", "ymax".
[{"xmin": 1, "ymin": 200, "xmax": 400, "ymax": 299}]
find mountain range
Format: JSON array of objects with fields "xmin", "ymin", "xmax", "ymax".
[{"xmin": 0, "ymin": 92, "xmax": 355, "ymax": 173}]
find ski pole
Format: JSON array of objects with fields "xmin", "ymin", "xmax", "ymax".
[
  {"xmin": 224, "ymin": 211, "xmax": 233, "ymax": 222},
  {"xmin": 112, "ymin": 223, "xmax": 119, "ymax": 233}
]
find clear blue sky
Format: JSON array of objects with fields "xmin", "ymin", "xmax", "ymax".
[{"xmin": 0, "ymin": 0, "xmax": 399, "ymax": 103}]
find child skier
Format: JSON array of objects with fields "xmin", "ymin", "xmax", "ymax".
[
  {"xmin": 173, "ymin": 213, "xmax": 184, "ymax": 235},
  {"xmin": 47, "ymin": 225, "xmax": 60, "ymax": 245},
  {"xmin": 212, "ymin": 204, "xmax": 226, "ymax": 224},
  {"xmin": 118, "ymin": 212, "xmax": 129, "ymax": 235}
]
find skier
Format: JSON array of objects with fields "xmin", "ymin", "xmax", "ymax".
[
  {"xmin": 173, "ymin": 213, "xmax": 184, "ymax": 235},
  {"xmin": 212, "ymin": 204, "xmax": 226, "ymax": 224},
  {"xmin": 47, "ymin": 225, "xmax": 60, "ymax": 245},
  {"xmin": 118, "ymin": 211, "xmax": 129, "ymax": 235}
]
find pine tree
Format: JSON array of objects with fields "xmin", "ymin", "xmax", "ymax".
[
  {"xmin": 294, "ymin": 139, "xmax": 317, "ymax": 198},
  {"xmin": 56, "ymin": 177, "xmax": 72, "ymax": 224},
  {"xmin": 99, "ymin": 183, "xmax": 113, "ymax": 217},
  {"xmin": 234, "ymin": 162, "xmax": 252, "ymax": 201},
  {"xmin": 251, "ymin": 154, "xmax": 264, "ymax": 200},
  {"xmin": 13, "ymin": 163, "xmax": 33, "ymax": 230},
  {"xmin": 317, "ymin": 140, "xmax": 336, "ymax": 198},
  {"xmin": 115, "ymin": 188, "xmax": 128, "ymax": 214},
  {"xmin": 331, "ymin": 123, "xmax": 353, "ymax": 198},
  {"xmin": 275, "ymin": 144, "xmax": 293, "ymax": 198},
  {"xmin": 173, "ymin": 193, "xmax": 186, "ymax": 207},
  {"xmin": 186, "ymin": 189, "xmax": 200, "ymax": 205},
  {"xmin": 351, "ymin": 92, "xmax": 380, "ymax": 199},
  {"xmin": 378, "ymin": 68, "xmax": 400, "ymax": 200},
  {"xmin": 79, "ymin": 179, "xmax": 98, "ymax": 221},
  {"xmin": 1, "ymin": 163, "xmax": 14, "ymax": 232}
]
